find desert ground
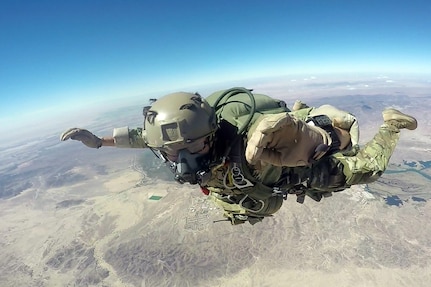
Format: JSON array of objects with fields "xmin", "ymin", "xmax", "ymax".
[{"xmin": 1, "ymin": 78, "xmax": 431, "ymax": 286}]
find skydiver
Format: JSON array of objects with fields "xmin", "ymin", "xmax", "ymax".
[{"xmin": 61, "ymin": 87, "xmax": 417, "ymax": 225}]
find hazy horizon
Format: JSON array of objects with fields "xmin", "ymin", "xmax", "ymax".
[
  {"xmin": 1, "ymin": 72, "xmax": 430, "ymax": 148},
  {"xmin": 1, "ymin": 0, "xmax": 431, "ymax": 145}
]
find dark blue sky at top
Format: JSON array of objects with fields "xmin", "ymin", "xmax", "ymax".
[{"xmin": 0, "ymin": 0, "xmax": 430, "ymax": 135}]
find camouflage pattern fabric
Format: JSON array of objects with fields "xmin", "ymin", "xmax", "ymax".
[{"xmin": 333, "ymin": 124, "xmax": 400, "ymax": 186}]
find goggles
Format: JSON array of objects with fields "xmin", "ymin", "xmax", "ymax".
[{"xmin": 159, "ymin": 136, "xmax": 209, "ymax": 162}]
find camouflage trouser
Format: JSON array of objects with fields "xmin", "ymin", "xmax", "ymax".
[{"xmin": 333, "ymin": 124, "xmax": 400, "ymax": 186}]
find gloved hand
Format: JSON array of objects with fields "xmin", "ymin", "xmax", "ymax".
[
  {"xmin": 341, "ymin": 144, "xmax": 360, "ymax": 156},
  {"xmin": 246, "ymin": 113, "xmax": 290, "ymax": 165},
  {"xmin": 246, "ymin": 113, "xmax": 329, "ymax": 167},
  {"xmin": 60, "ymin": 128, "xmax": 103, "ymax": 148}
]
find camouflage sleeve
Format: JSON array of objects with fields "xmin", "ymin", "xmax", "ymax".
[{"xmin": 113, "ymin": 126, "xmax": 148, "ymax": 148}]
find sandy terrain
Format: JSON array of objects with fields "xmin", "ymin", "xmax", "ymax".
[
  {"xmin": 1, "ymin": 163, "xmax": 430, "ymax": 287},
  {"xmin": 1, "ymin": 81, "xmax": 431, "ymax": 286}
]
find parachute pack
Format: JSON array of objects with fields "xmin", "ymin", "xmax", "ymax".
[
  {"xmin": 203, "ymin": 88, "xmax": 346, "ymax": 225},
  {"xmin": 203, "ymin": 88, "xmax": 291, "ymax": 224}
]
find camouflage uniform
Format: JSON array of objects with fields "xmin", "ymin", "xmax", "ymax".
[{"xmin": 61, "ymin": 88, "xmax": 416, "ymax": 225}]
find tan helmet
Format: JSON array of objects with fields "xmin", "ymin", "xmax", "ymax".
[{"xmin": 144, "ymin": 92, "xmax": 217, "ymax": 153}]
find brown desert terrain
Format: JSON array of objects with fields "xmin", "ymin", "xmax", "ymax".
[{"xmin": 1, "ymin": 78, "xmax": 430, "ymax": 286}]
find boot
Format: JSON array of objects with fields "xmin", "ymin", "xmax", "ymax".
[{"xmin": 382, "ymin": 108, "xmax": 417, "ymax": 131}]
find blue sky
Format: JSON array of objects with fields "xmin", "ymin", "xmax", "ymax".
[{"xmin": 1, "ymin": 0, "xmax": 431, "ymax": 140}]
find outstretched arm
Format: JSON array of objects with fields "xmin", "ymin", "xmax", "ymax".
[{"xmin": 60, "ymin": 127, "xmax": 148, "ymax": 148}]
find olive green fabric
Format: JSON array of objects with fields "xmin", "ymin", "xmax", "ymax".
[
  {"xmin": 203, "ymin": 89, "xmax": 290, "ymax": 223},
  {"xmin": 205, "ymin": 89, "xmax": 289, "ymax": 129}
]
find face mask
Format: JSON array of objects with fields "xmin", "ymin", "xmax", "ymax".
[{"xmin": 171, "ymin": 149, "xmax": 210, "ymax": 185}]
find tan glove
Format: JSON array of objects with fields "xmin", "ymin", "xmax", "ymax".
[
  {"xmin": 60, "ymin": 128, "xmax": 102, "ymax": 148},
  {"xmin": 246, "ymin": 113, "xmax": 289, "ymax": 165},
  {"xmin": 311, "ymin": 104, "xmax": 359, "ymax": 146},
  {"xmin": 246, "ymin": 113, "xmax": 330, "ymax": 167}
]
